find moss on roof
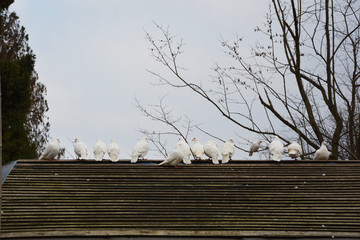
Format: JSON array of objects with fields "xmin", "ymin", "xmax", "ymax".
[{"xmin": 1, "ymin": 159, "xmax": 360, "ymax": 239}]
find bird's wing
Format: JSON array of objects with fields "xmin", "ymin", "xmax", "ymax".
[
  {"xmin": 314, "ymin": 149, "xmax": 320, "ymax": 160},
  {"xmin": 40, "ymin": 144, "xmax": 52, "ymax": 159},
  {"xmin": 288, "ymin": 144, "xmax": 300, "ymax": 154},
  {"xmin": 108, "ymin": 143, "xmax": 120, "ymax": 161},
  {"xmin": 270, "ymin": 141, "xmax": 283, "ymax": 160},
  {"xmin": 80, "ymin": 143, "xmax": 88, "ymax": 158},
  {"xmin": 160, "ymin": 148, "xmax": 185, "ymax": 166},
  {"xmin": 221, "ymin": 143, "xmax": 231, "ymax": 155},
  {"xmin": 249, "ymin": 142, "xmax": 259, "ymax": 153},
  {"xmin": 136, "ymin": 141, "xmax": 148, "ymax": 154},
  {"xmin": 192, "ymin": 143, "xmax": 204, "ymax": 156},
  {"xmin": 109, "ymin": 143, "xmax": 120, "ymax": 154},
  {"xmin": 74, "ymin": 143, "xmax": 82, "ymax": 157},
  {"xmin": 94, "ymin": 144, "xmax": 105, "ymax": 160}
]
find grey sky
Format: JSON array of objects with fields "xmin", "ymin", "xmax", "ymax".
[{"xmin": 10, "ymin": 0, "xmax": 269, "ymax": 159}]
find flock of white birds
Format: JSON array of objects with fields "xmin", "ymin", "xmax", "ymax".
[{"xmin": 39, "ymin": 136, "xmax": 331, "ymax": 165}]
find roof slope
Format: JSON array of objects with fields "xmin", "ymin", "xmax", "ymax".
[{"xmin": 1, "ymin": 160, "xmax": 360, "ymax": 238}]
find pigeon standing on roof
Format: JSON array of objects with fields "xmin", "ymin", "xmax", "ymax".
[
  {"xmin": 288, "ymin": 141, "xmax": 302, "ymax": 160},
  {"xmin": 159, "ymin": 142, "xmax": 186, "ymax": 167},
  {"xmin": 74, "ymin": 138, "xmax": 88, "ymax": 160},
  {"xmin": 314, "ymin": 141, "xmax": 330, "ymax": 160},
  {"xmin": 176, "ymin": 137, "xmax": 191, "ymax": 164},
  {"xmin": 93, "ymin": 139, "xmax": 106, "ymax": 161},
  {"xmin": 203, "ymin": 140, "xmax": 219, "ymax": 164},
  {"xmin": 269, "ymin": 136, "xmax": 283, "ymax": 162},
  {"xmin": 249, "ymin": 140, "xmax": 262, "ymax": 156},
  {"xmin": 39, "ymin": 139, "xmax": 61, "ymax": 160},
  {"xmin": 191, "ymin": 137, "xmax": 205, "ymax": 160},
  {"xmin": 107, "ymin": 139, "xmax": 120, "ymax": 162},
  {"xmin": 131, "ymin": 137, "xmax": 149, "ymax": 163},
  {"xmin": 221, "ymin": 139, "xmax": 235, "ymax": 164}
]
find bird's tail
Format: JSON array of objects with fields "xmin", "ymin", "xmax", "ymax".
[
  {"xmin": 272, "ymin": 154, "xmax": 281, "ymax": 162},
  {"xmin": 222, "ymin": 154, "xmax": 230, "ymax": 164},
  {"xmin": 288, "ymin": 150, "xmax": 296, "ymax": 156},
  {"xmin": 109, "ymin": 153, "xmax": 118, "ymax": 162},
  {"xmin": 183, "ymin": 156, "xmax": 191, "ymax": 164},
  {"xmin": 212, "ymin": 156, "xmax": 219, "ymax": 164},
  {"xmin": 249, "ymin": 152, "xmax": 253, "ymax": 156},
  {"xmin": 80, "ymin": 152, "xmax": 88, "ymax": 160},
  {"xmin": 94, "ymin": 152, "xmax": 103, "ymax": 161},
  {"xmin": 195, "ymin": 154, "xmax": 206, "ymax": 160},
  {"xmin": 159, "ymin": 159, "xmax": 167, "ymax": 166},
  {"xmin": 131, "ymin": 155, "xmax": 138, "ymax": 163}
]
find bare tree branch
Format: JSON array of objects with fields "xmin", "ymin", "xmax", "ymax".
[{"xmin": 140, "ymin": 0, "xmax": 360, "ymax": 160}]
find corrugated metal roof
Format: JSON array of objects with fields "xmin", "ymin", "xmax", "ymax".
[{"xmin": 1, "ymin": 159, "xmax": 360, "ymax": 239}]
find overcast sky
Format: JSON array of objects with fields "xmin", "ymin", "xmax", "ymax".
[{"xmin": 10, "ymin": 0, "xmax": 270, "ymax": 160}]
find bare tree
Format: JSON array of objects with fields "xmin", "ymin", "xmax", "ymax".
[
  {"xmin": 143, "ymin": 0, "xmax": 359, "ymax": 160},
  {"xmin": 135, "ymin": 96, "xmax": 196, "ymax": 158}
]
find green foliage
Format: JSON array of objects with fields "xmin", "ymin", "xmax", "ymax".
[
  {"xmin": 1, "ymin": 6, "xmax": 50, "ymax": 164},
  {"xmin": 0, "ymin": 9, "xmax": 31, "ymax": 60},
  {"xmin": 1, "ymin": 56, "xmax": 37, "ymax": 161}
]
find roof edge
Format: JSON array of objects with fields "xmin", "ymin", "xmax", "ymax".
[
  {"xmin": 1, "ymin": 160, "xmax": 17, "ymax": 184},
  {"xmin": 2, "ymin": 229, "xmax": 360, "ymax": 239},
  {"xmin": 15, "ymin": 159, "xmax": 360, "ymax": 164}
]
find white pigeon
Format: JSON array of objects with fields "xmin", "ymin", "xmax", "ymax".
[
  {"xmin": 39, "ymin": 139, "xmax": 61, "ymax": 160},
  {"xmin": 203, "ymin": 140, "xmax": 219, "ymax": 164},
  {"xmin": 93, "ymin": 138, "xmax": 106, "ymax": 161},
  {"xmin": 268, "ymin": 136, "xmax": 284, "ymax": 161},
  {"xmin": 288, "ymin": 141, "xmax": 302, "ymax": 160},
  {"xmin": 131, "ymin": 137, "xmax": 149, "ymax": 163},
  {"xmin": 176, "ymin": 137, "xmax": 191, "ymax": 164},
  {"xmin": 314, "ymin": 141, "xmax": 330, "ymax": 160},
  {"xmin": 74, "ymin": 138, "xmax": 88, "ymax": 160},
  {"xmin": 159, "ymin": 142, "xmax": 186, "ymax": 167},
  {"xmin": 221, "ymin": 139, "xmax": 235, "ymax": 164},
  {"xmin": 191, "ymin": 137, "xmax": 205, "ymax": 160},
  {"xmin": 107, "ymin": 139, "xmax": 120, "ymax": 162},
  {"xmin": 249, "ymin": 140, "xmax": 262, "ymax": 156}
]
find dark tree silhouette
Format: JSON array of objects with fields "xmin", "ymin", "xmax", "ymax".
[{"xmin": 1, "ymin": 3, "xmax": 50, "ymax": 163}]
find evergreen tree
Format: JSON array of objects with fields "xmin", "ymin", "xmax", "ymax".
[{"xmin": 1, "ymin": 2, "xmax": 50, "ymax": 163}]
